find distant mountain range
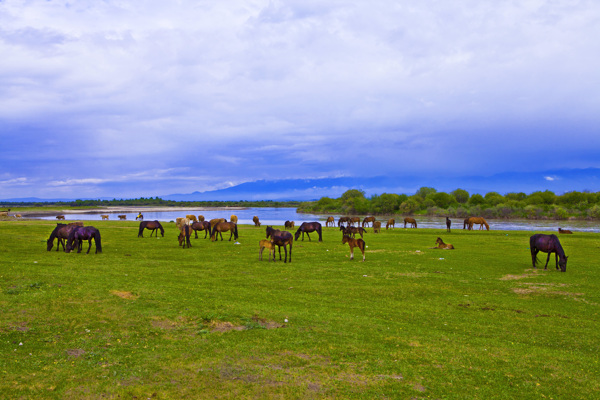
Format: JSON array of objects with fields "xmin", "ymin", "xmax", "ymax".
[{"xmin": 2, "ymin": 168, "xmax": 600, "ymax": 202}]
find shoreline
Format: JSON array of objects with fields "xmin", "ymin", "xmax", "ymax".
[{"xmin": 16, "ymin": 206, "xmax": 247, "ymax": 218}]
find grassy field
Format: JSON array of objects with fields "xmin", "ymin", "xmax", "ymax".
[{"xmin": 1, "ymin": 219, "xmax": 599, "ymax": 399}]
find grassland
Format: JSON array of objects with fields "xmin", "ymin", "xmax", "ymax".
[{"xmin": 1, "ymin": 219, "xmax": 599, "ymax": 399}]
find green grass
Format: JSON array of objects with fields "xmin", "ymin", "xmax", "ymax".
[{"xmin": 1, "ymin": 220, "xmax": 599, "ymax": 399}]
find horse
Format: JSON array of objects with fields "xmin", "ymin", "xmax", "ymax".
[
  {"xmin": 259, "ymin": 239, "xmax": 275, "ymax": 261},
  {"xmin": 266, "ymin": 226, "xmax": 293, "ymax": 263},
  {"xmin": 468, "ymin": 217, "xmax": 489, "ymax": 231},
  {"xmin": 446, "ymin": 217, "xmax": 451, "ymax": 233},
  {"xmin": 138, "ymin": 220, "xmax": 164, "ymax": 237},
  {"xmin": 295, "ymin": 222, "xmax": 323, "ymax": 242},
  {"xmin": 338, "ymin": 216, "xmax": 350, "ymax": 227},
  {"xmin": 47, "ymin": 223, "xmax": 80, "ymax": 252},
  {"xmin": 56, "ymin": 215, "xmax": 65, "ymax": 220},
  {"xmin": 253, "ymin": 216, "xmax": 261, "ymax": 227},
  {"xmin": 284, "ymin": 220, "xmax": 295, "ymax": 229},
  {"xmin": 198, "ymin": 215, "xmax": 205, "ymax": 222},
  {"xmin": 349, "ymin": 217, "xmax": 361, "ymax": 227},
  {"xmin": 373, "ymin": 221, "xmax": 381, "ymax": 233},
  {"xmin": 211, "ymin": 221, "xmax": 239, "ymax": 241},
  {"xmin": 176, "ymin": 217, "xmax": 190, "ymax": 230},
  {"xmin": 342, "ymin": 235, "xmax": 366, "ymax": 261},
  {"xmin": 15, "ymin": 214, "xmax": 22, "ymax": 218},
  {"xmin": 431, "ymin": 237, "xmax": 454, "ymax": 249},
  {"xmin": 230, "ymin": 215, "xmax": 238, "ymax": 224},
  {"xmin": 558, "ymin": 228, "xmax": 573, "ymax": 234},
  {"xmin": 404, "ymin": 217, "xmax": 417, "ymax": 228},
  {"xmin": 530, "ymin": 234, "xmax": 568, "ymax": 272},
  {"xmin": 66, "ymin": 226, "xmax": 102, "ymax": 254},
  {"xmin": 118, "ymin": 215, "xmax": 127, "ymax": 220},
  {"xmin": 326, "ymin": 216, "xmax": 335, "ymax": 227},
  {"xmin": 101, "ymin": 214, "xmax": 109, "ymax": 220},
  {"xmin": 341, "ymin": 225, "xmax": 366, "ymax": 238},
  {"xmin": 386, "ymin": 219, "xmax": 395, "ymax": 229},
  {"xmin": 178, "ymin": 224, "xmax": 192, "ymax": 248},
  {"xmin": 362, "ymin": 216, "xmax": 376, "ymax": 227},
  {"xmin": 463, "ymin": 218, "xmax": 470, "ymax": 230},
  {"xmin": 191, "ymin": 221, "xmax": 212, "ymax": 239},
  {"xmin": 186, "ymin": 214, "xmax": 198, "ymax": 222},
  {"xmin": 209, "ymin": 218, "xmax": 226, "ymax": 228},
  {"xmin": 136, "ymin": 213, "xmax": 144, "ymax": 220}
]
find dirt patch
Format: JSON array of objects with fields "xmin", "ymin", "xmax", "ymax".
[
  {"xmin": 110, "ymin": 290, "xmax": 139, "ymax": 300},
  {"xmin": 66, "ymin": 349, "xmax": 86, "ymax": 358},
  {"xmin": 152, "ymin": 318, "xmax": 179, "ymax": 330},
  {"xmin": 512, "ymin": 282, "xmax": 583, "ymax": 297},
  {"xmin": 208, "ymin": 316, "xmax": 286, "ymax": 333},
  {"xmin": 500, "ymin": 270, "xmax": 541, "ymax": 280}
]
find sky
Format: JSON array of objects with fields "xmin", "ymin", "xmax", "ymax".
[{"xmin": 1, "ymin": 0, "xmax": 600, "ymax": 200}]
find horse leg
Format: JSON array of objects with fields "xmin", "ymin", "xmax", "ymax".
[
  {"xmin": 86, "ymin": 239, "xmax": 92, "ymax": 254},
  {"xmin": 544, "ymin": 252, "xmax": 552, "ymax": 270},
  {"xmin": 283, "ymin": 245, "xmax": 288, "ymax": 263},
  {"xmin": 555, "ymin": 253, "xmax": 559, "ymax": 270}
]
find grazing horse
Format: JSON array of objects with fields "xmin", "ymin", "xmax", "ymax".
[
  {"xmin": 56, "ymin": 215, "xmax": 65, "ymax": 220},
  {"xmin": 326, "ymin": 216, "xmax": 335, "ymax": 227},
  {"xmin": 118, "ymin": 215, "xmax": 127, "ymax": 220},
  {"xmin": 530, "ymin": 234, "xmax": 568, "ymax": 272},
  {"xmin": 136, "ymin": 213, "xmax": 144, "ymax": 220},
  {"xmin": 186, "ymin": 214, "xmax": 198, "ymax": 222},
  {"xmin": 178, "ymin": 224, "xmax": 192, "ymax": 248},
  {"xmin": 66, "ymin": 226, "xmax": 102, "ymax": 254},
  {"xmin": 259, "ymin": 239, "xmax": 275, "ymax": 261},
  {"xmin": 209, "ymin": 218, "xmax": 226, "ymax": 228},
  {"xmin": 211, "ymin": 221, "xmax": 239, "ymax": 241},
  {"xmin": 191, "ymin": 221, "xmax": 212, "ymax": 239},
  {"xmin": 463, "ymin": 218, "xmax": 470, "ymax": 230},
  {"xmin": 431, "ymin": 237, "xmax": 454, "ymax": 249},
  {"xmin": 342, "ymin": 235, "xmax": 366, "ymax": 261},
  {"xmin": 138, "ymin": 220, "xmax": 164, "ymax": 237},
  {"xmin": 230, "ymin": 215, "xmax": 238, "ymax": 224},
  {"xmin": 446, "ymin": 217, "xmax": 451, "ymax": 233},
  {"xmin": 101, "ymin": 214, "xmax": 109, "ymax": 220},
  {"xmin": 362, "ymin": 216, "xmax": 376, "ymax": 227},
  {"xmin": 349, "ymin": 217, "xmax": 361, "ymax": 227},
  {"xmin": 404, "ymin": 217, "xmax": 417, "ymax": 228},
  {"xmin": 468, "ymin": 217, "xmax": 489, "ymax": 231},
  {"xmin": 386, "ymin": 219, "xmax": 395, "ymax": 229},
  {"xmin": 266, "ymin": 226, "xmax": 293, "ymax": 263},
  {"xmin": 558, "ymin": 227, "xmax": 573, "ymax": 234},
  {"xmin": 338, "ymin": 216, "xmax": 350, "ymax": 227},
  {"xmin": 253, "ymin": 216, "xmax": 261, "ymax": 227},
  {"xmin": 198, "ymin": 215, "xmax": 205, "ymax": 222},
  {"xmin": 295, "ymin": 222, "xmax": 323, "ymax": 242},
  {"xmin": 373, "ymin": 221, "xmax": 381, "ymax": 233},
  {"xmin": 47, "ymin": 223, "xmax": 79, "ymax": 252},
  {"xmin": 341, "ymin": 225, "xmax": 366, "ymax": 238},
  {"xmin": 284, "ymin": 220, "xmax": 295, "ymax": 229}
]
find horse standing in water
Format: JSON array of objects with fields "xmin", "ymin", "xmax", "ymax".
[
  {"xmin": 530, "ymin": 234, "xmax": 568, "ymax": 272},
  {"xmin": 66, "ymin": 226, "xmax": 102, "ymax": 254},
  {"xmin": 295, "ymin": 222, "xmax": 323, "ymax": 242},
  {"xmin": 342, "ymin": 235, "xmax": 365, "ymax": 261},
  {"xmin": 362, "ymin": 216, "xmax": 376, "ymax": 227},
  {"xmin": 326, "ymin": 216, "xmax": 335, "ymax": 227},
  {"xmin": 266, "ymin": 226, "xmax": 293, "ymax": 263},
  {"xmin": 404, "ymin": 217, "xmax": 417, "ymax": 228},
  {"xmin": 138, "ymin": 220, "xmax": 164, "ymax": 237}
]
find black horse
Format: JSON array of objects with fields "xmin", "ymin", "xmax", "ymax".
[
  {"xmin": 47, "ymin": 223, "xmax": 77, "ymax": 251},
  {"xmin": 266, "ymin": 226, "xmax": 293, "ymax": 263},
  {"xmin": 191, "ymin": 221, "xmax": 212, "ymax": 239},
  {"xmin": 446, "ymin": 217, "xmax": 451, "ymax": 233},
  {"xmin": 294, "ymin": 222, "xmax": 323, "ymax": 242},
  {"xmin": 138, "ymin": 220, "xmax": 164, "ymax": 237},
  {"xmin": 530, "ymin": 234, "xmax": 568, "ymax": 272},
  {"xmin": 66, "ymin": 226, "xmax": 102, "ymax": 254}
]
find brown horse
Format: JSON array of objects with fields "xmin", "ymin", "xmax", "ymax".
[
  {"xmin": 191, "ymin": 221, "xmax": 212, "ymax": 239},
  {"xmin": 118, "ymin": 215, "xmax": 127, "ymax": 220},
  {"xmin": 362, "ymin": 216, "xmax": 376, "ymax": 227},
  {"xmin": 266, "ymin": 226, "xmax": 293, "ymax": 263},
  {"xmin": 284, "ymin": 220, "xmax": 295, "ymax": 229},
  {"xmin": 340, "ymin": 226, "xmax": 366, "ymax": 238},
  {"xmin": 463, "ymin": 218, "xmax": 470, "ymax": 229},
  {"xmin": 349, "ymin": 217, "xmax": 361, "ymax": 227},
  {"xmin": 230, "ymin": 215, "xmax": 238, "ymax": 224},
  {"xmin": 431, "ymin": 237, "xmax": 454, "ymax": 249},
  {"xmin": 386, "ymin": 219, "xmax": 395, "ymax": 229},
  {"xmin": 178, "ymin": 224, "xmax": 192, "ymax": 248},
  {"xmin": 404, "ymin": 217, "xmax": 417, "ymax": 228},
  {"xmin": 558, "ymin": 228, "xmax": 573, "ymax": 234},
  {"xmin": 342, "ymin": 235, "xmax": 366, "ymax": 261},
  {"xmin": 101, "ymin": 214, "xmax": 109, "ymax": 220},
  {"xmin": 295, "ymin": 222, "xmax": 323, "ymax": 242},
  {"xmin": 446, "ymin": 217, "xmax": 451, "ymax": 232},
  {"xmin": 467, "ymin": 217, "xmax": 489, "ymax": 231},
  {"xmin": 138, "ymin": 220, "xmax": 164, "ymax": 237},
  {"xmin": 47, "ymin": 223, "xmax": 80, "ymax": 252},
  {"xmin": 198, "ymin": 215, "xmax": 205, "ymax": 222},
  {"xmin": 209, "ymin": 218, "xmax": 226, "ymax": 228},
  {"xmin": 259, "ymin": 239, "xmax": 275, "ymax": 261},
  {"xmin": 530, "ymin": 234, "xmax": 567, "ymax": 271},
  {"xmin": 373, "ymin": 221, "xmax": 381, "ymax": 233},
  {"xmin": 211, "ymin": 221, "xmax": 239, "ymax": 241},
  {"xmin": 253, "ymin": 216, "xmax": 261, "ymax": 227},
  {"xmin": 326, "ymin": 216, "xmax": 335, "ymax": 227},
  {"xmin": 338, "ymin": 216, "xmax": 350, "ymax": 227},
  {"xmin": 56, "ymin": 215, "xmax": 65, "ymax": 220},
  {"xmin": 186, "ymin": 214, "xmax": 198, "ymax": 222}
]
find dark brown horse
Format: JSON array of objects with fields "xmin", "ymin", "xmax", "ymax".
[
  {"xmin": 558, "ymin": 227, "xmax": 573, "ymax": 234},
  {"xmin": 362, "ymin": 216, "xmax": 376, "ymax": 227},
  {"xmin": 266, "ymin": 226, "xmax": 293, "ymax": 263},
  {"xmin": 373, "ymin": 221, "xmax": 381, "ymax": 233},
  {"xmin": 66, "ymin": 226, "xmax": 102, "ymax": 254},
  {"xmin": 253, "ymin": 216, "xmax": 261, "ymax": 227},
  {"xmin": 191, "ymin": 221, "xmax": 212, "ymax": 239},
  {"xmin": 212, "ymin": 221, "xmax": 239, "ymax": 241},
  {"xmin": 386, "ymin": 218, "xmax": 395, "ymax": 229},
  {"xmin": 404, "ymin": 217, "xmax": 417, "ymax": 228},
  {"xmin": 338, "ymin": 216, "xmax": 350, "ymax": 227},
  {"xmin": 530, "ymin": 234, "xmax": 568, "ymax": 272},
  {"xmin": 47, "ymin": 223, "xmax": 79, "ymax": 252},
  {"xmin": 138, "ymin": 220, "xmax": 164, "ymax": 237},
  {"xmin": 349, "ymin": 217, "xmax": 361, "ymax": 227},
  {"xmin": 342, "ymin": 235, "xmax": 365, "ymax": 261},
  {"xmin": 178, "ymin": 224, "xmax": 192, "ymax": 248},
  {"xmin": 295, "ymin": 222, "xmax": 323, "ymax": 242},
  {"xmin": 446, "ymin": 217, "xmax": 451, "ymax": 233},
  {"xmin": 341, "ymin": 225, "xmax": 366, "ymax": 238},
  {"xmin": 284, "ymin": 220, "xmax": 295, "ymax": 229}
]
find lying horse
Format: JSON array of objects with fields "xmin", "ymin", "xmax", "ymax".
[
  {"xmin": 47, "ymin": 223, "xmax": 80, "ymax": 252},
  {"xmin": 404, "ymin": 217, "xmax": 417, "ymax": 228},
  {"xmin": 342, "ymin": 235, "xmax": 365, "ymax": 261},
  {"xmin": 530, "ymin": 234, "xmax": 568, "ymax": 272},
  {"xmin": 386, "ymin": 219, "xmax": 395, "ymax": 229},
  {"xmin": 467, "ymin": 217, "xmax": 489, "ymax": 231},
  {"xmin": 138, "ymin": 220, "xmax": 164, "ymax": 237},
  {"xmin": 66, "ymin": 226, "xmax": 102, "ymax": 254},
  {"xmin": 191, "ymin": 221, "xmax": 212, "ymax": 239},
  {"xmin": 326, "ymin": 216, "xmax": 335, "ymax": 227},
  {"xmin": 266, "ymin": 226, "xmax": 293, "ymax": 263},
  {"xmin": 212, "ymin": 221, "xmax": 238, "ymax": 241},
  {"xmin": 558, "ymin": 227, "xmax": 573, "ymax": 234},
  {"xmin": 341, "ymin": 225, "xmax": 366, "ymax": 238},
  {"xmin": 178, "ymin": 224, "xmax": 192, "ymax": 248},
  {"xmin": 259, "ymin": 239, "xmax": 275, "ymax": 261},
  {"xmin": 431, "ymin": 237, "xmax": 454, "ymax": 249},
  {"xmin": 284, "ymin": 220, "xmax": 295, "ymax": 229},
  {"xmin": 295, "ymin": 222, "xmax": 323, "ymax": 242},
  {"xmin": 362, "ymin": 216, "xmax": 376, "ymax": 227}
]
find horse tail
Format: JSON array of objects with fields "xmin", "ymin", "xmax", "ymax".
[
  {"xmin": 95, "ymin": 230, "xmax": 102, "ymax": 253},
  {"xmin": 138, "ymin": 222, "xmax": 145, "ymax": 237},
  {"xmin": 234, "ymin": 223, "xmax": 239, "ymax": 239}
]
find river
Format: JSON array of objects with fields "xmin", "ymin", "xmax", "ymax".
[{"xmin": 37, "ymin": 207, "xmax": 600, "ymax": 233}]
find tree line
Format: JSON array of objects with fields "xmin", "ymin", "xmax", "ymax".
[{"xmin": 296, "ymin": 188, "xmax": 600, "ymax": 220}]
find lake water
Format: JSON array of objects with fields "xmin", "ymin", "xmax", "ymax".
[{"xmin": 37, "ymin": 207, "xmax": 600, "ymax": 233}]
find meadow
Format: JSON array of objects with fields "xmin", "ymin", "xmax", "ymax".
[{"xmin": 1, "ymin": 219, "xmax": 599, "ymax": 399}]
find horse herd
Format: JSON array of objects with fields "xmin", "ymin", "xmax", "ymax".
[{"xmin": 44, "ymin": 214, "xmax": 570, "ymax": 272}]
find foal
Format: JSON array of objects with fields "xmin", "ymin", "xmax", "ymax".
[
  {"xmin": 259, "ymin": 239, "xmax": 275, "ymax": 261},
  {"xmin": 342, "ymin": 235, "xmax": 365, "ymax": 261}
]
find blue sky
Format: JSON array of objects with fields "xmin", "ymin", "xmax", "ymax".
[{"xmin": 1, "ymin": 1, "xmax": 600, "ymax": 199}]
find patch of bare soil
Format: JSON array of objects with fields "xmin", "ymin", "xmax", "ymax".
[
  {"xmin": 512, "ymin": 282, "xmax": 583, "ymax": 297},
  {"xmin": 500, "ymin": 269, "xmax": 541, "ymax": 280},
  {"xmin": 209, "ymin": 316, "xmax": 285, "ymax": 333},
  {"xmin": 110, "ymin": 290, "xmax": 139, "ymax": 300},
  {"xmin": 66, "ymin": 349, "xmax": 86, "ymax": 358}
]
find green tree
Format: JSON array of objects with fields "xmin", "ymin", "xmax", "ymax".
[
  {"xmin": 484, "ymin": 192, "xmax": 505, "ymax": 206},
  {"xmin": 415, "ymin": 187, "xmax": 437, "ymax": 200},
  {"xmin": 468, "ymin": 194, "xmax": 485, "ymax": 206},
  {"xmin": 451, "ymin": 188, "xmax": 470, "ymax": 204}
]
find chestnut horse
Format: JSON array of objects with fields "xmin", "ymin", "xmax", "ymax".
[
  {"xmin": 342, "ymin": 235, "xmax": 365, "ymax": 261},
  {"xmin": 56, "ymin": 215, "xmax": 65, "ymax": 220},
  {"xmin": 191, "ymin": 221, "xmax": 212, "ymax": 239},
  {"xmin": 138, "ymin": 220, "xmax": 164, "ymax": 237},
  {"xmin": 230, "ymin": 215, "xmax": 238, "ymax": 224},
  {"xmin": 467, "ymin": 217, "xmax": 489, "ymax": 231},
  {"xmin": 530, "ymin": 234, "xmax": 567, "ymax": 272},
  {"xmin": 178, "ymin": 224, "xmax": 192, "ymax": 248},
  {"xmin": 101, "ymin": 214, "xmax": 109, "ymax": 220},
  {"xmin": 349, "ymin": 217, "xmax": 361, "ymax": 227},
  {"xmin": 259, "ymin": 239, "xmax": 275, "ymax": 261},
  {"xmin": 373, "ymin": 221, "xmax": 381, "ymax": 233},
  {"xmin": 404, "ymin": 217, "xmax": 417, "ymax": 228},
  {"xmin": 431, "ymin": 237, "xmax": 454, "ymax": 249},
  {"xmin": 211, "ymin": 221, "xmax": 239, "ymax": 241},
  {"xmin": 118, "ymin": 215, "xmax": 127, "ymax": 220},
  {"xmin": 558, "ymin": 227, "xmax": 573, "ymax": 234},
  {"xmin": 253, "ymin": 216, "xmax": 261, "ymax": 227},
  {"xmin": 362, "ymin": 216, "xmax": 376, "ymax": 227},
  {"xmin": 266, "ymin": 226, "xmax": 293, "ymax": 263},
  {"xmin": 326, "ymin": 216, "xmax": 335, "ymax": 227},
  {"xmin": 338, "ymin": 217, "xmax": 350, "ymax": 227},
  {"xmin": 295, "ymin": 222, "xmax": 323, "ymax": 242},
  {"xmin": 284, "ymin": 220, "xmax": 295, "ymax": 229},
  {"xmin": 386, "ymin": 219, "xmax": 395, "ymax": 229}
]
